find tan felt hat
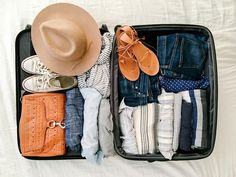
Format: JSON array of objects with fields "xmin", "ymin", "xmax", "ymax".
[{"xmin": 31, "ymin": 3, "xmax": 102, "ymax": 76}]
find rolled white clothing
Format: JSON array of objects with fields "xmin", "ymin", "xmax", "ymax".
[
  {"xmin": 157, "ymin": 92, "xmax": 175, "ymax": 160},
  {"xmin": 172, "ymin": 93, "xmax": 182, "ymax": 152},
  {"xmin": 133, "ymin": 103, "xmax": 157, "ymax": 154},
  {"xmin": 147, "ymin": 103, "xmax": 159, "ymax": 153},
  {"xmin": 119, "ymin": 99, "xmax": 138, "ymax": 154}
]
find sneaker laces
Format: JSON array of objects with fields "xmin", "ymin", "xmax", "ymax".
[
  {"xmin": 34, "ymin": 59, "xmax": 53, "ymax": 74},
  {"xmin": 35, "ymin": 74, "xmax": 60, "ymax": 90}
]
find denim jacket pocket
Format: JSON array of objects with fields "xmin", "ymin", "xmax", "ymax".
[{"xmin": 178, "ymin": 37, "xmax": 206, "ymax": 69}]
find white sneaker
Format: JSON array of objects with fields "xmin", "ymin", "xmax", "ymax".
[
  {"xmin": 21, "ymin": 55, "xmax": 54, "ymax": 74},
  {"xmin": 22, "ymin": 74, "xmax": 78, "ymax": 93}
]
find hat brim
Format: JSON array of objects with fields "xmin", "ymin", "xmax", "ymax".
[{"xmin": 31, "ymin": 3, "xmax": 102, "ymax": 76}]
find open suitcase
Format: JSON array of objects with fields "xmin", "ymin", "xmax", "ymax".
[{"xmin": 16, "ymin": 24, "xmax": 217, "ymax": 161}]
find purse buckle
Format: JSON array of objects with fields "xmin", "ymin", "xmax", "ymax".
[{"xmin": 47, "ymin": 120, "xmax": 65, "ymax": 129}]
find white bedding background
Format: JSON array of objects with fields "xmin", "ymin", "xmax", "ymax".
[{"xmin": 1, "ymin": 0, "xmax": 236, "ymax": 177}]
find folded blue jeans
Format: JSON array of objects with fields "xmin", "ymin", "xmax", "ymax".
[
  {"xmin": 119, "ymin": 71, "xmax": 161, "ymax": 107},
  {"xmin": 65, "ymin": 88, "xmax": 84, "ymax": 152},
  {"xmin": 157, "ymin": 33, "xmax": 208, "ymax": 80}
]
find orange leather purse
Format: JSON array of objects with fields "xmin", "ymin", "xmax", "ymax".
[{"xmin": 19, "ymin": 93, "xmax": 66, "ymax": 157}]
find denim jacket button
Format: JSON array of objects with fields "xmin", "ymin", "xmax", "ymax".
[{"xmin": 135, "ymin": 86, "xmax": 138, "ymax": 89}]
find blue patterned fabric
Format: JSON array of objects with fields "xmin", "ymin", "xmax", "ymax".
[
  {"xmin": 65, "ymin": 88, "xmax": 84, "ymax": 152},
  {"xmin": 159, "ymin": 75, "xmax": 209, "ymax": 93}
]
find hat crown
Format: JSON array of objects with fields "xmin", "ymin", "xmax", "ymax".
[
  {"xmin": 31, "ymin": 3, "xmax": 102, "ymax": 76},
  {"xmin": 40, "ymin": 18, "xmax": 87, "ymax": 62}
]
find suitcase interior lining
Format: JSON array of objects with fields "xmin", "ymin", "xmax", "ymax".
[{"xmin": 111, "ymin": 24, "xmax": 217, "ymax": 161}]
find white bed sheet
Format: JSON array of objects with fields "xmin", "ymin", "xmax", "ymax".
[{"xmin": 0, "ymin": 0, "xmax": 236, "ymax": 177}]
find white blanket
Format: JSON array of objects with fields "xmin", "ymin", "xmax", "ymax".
[{"xmin": 1, "ymin": 0, "xmax": 236, "ymax": 177}]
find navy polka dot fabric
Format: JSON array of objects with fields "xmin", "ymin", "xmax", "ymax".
[{"xmin": 159, "ymin": 76, "xmax": 209, "ymax": 93}]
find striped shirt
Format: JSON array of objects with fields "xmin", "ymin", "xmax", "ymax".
[
  {"xmin": 172, "ymin": 93, "xmax": 182, "ymax": 152},
  {"xmin": 157, "ymin": 91, "xmax": 174, "ymax": 159},
  {"xmin": 77, "ymin": 32, "xmax": 113, "ymax": 98},
  {"xmin": 181, "ymin": 89, "xmax": 208, "ymax": 149},
  {"xmin": 133, "ymin": 103, "xmax": 158, "ymax": 154}
]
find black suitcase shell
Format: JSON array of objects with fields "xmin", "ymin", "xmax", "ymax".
[{"xmin": 16, "ymin": 24, "xmax": 217, "ymax": 161}]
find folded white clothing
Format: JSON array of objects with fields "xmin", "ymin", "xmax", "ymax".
[
  {"xmin": 133, "ymin": 103, "xmax": 158, "ymax": 154},
  {"xmin": 119, "ymin": 99, "xmax": 138, "ymax": 154},
  {"xmin": 98, "ymin": 98, "xmax": 115, "ymax": 157},
  {"xmin": 172, "ymin": 93, "xmax": 182, "ymax": 152},
  {"xmin": 157, "ymin": 92, "xmax": 174, "ymax": 160}
]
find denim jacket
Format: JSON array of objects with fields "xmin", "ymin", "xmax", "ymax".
[{"xmin": 119, "ymin": 71, "xmax": 161, "ymax": 107}]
